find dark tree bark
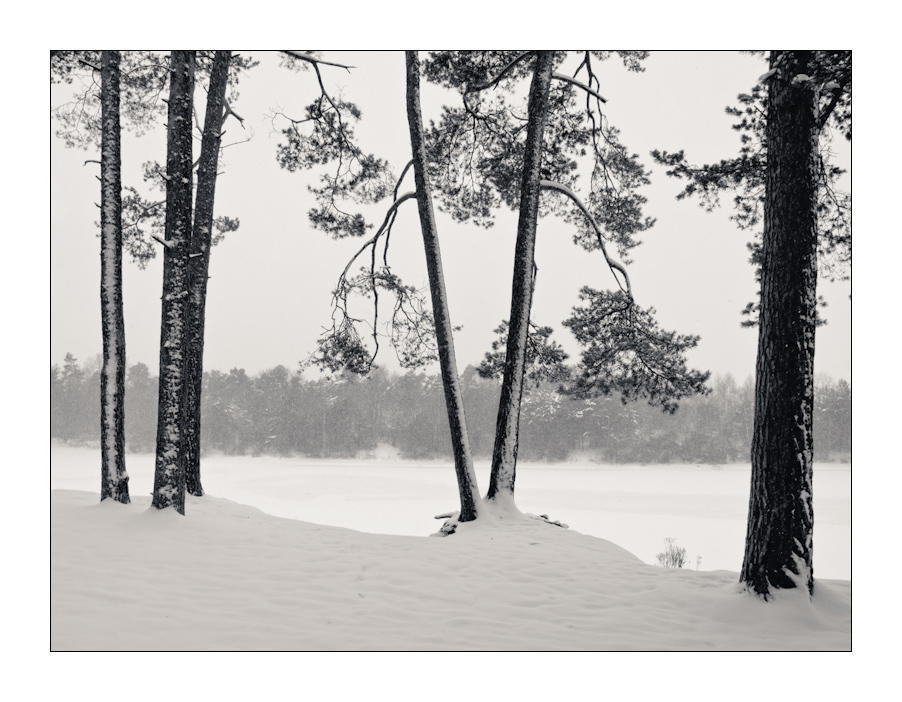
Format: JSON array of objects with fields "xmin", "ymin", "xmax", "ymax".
[
  {"xmin": 487, "ymin": 50, "xmax": 555, "ymax": 501},
  {"xmin": 405, "ymin": 51, "xmax": 481, "ymax": 521},
  {"xmin": 741, "ymin": 51, "xmax": 818, "ymax": 597},
  {"xmin": 152, "ymin": 51, "xmax": 196, "ymax": 514},
  {"xmin": 99, "ymin": 50, "xmax": 129, "ymax": 504},
  {"xmin": 185, "ymin": 51, "xmax": 231, "ymax": 497}
]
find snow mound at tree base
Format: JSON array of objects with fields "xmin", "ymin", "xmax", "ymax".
[{"xmin": 50, "ymin": 489, "xmax": 850, "ymax": 651}]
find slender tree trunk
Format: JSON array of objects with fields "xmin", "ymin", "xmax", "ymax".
[
  {"xmin": 152, "ymin": 51, "xmax": 196, "ymax": 514},
  {"xmin": 740, "ymin": 51, "xmax": 818, "ymax": 597},
  {"xmin": 99, "ymin": 50, "xmax": 129, "ymax": 504},
  {"xmin": 185, "ymin": 51, "xmax": 231, "ymax": 497},
  {"xmin": 405, "ymin": 51, "xmax": 481, "ymax": 521},
  {"xmin": 487, "ymin": 51, "xmax": 555, "ymax": 501}
]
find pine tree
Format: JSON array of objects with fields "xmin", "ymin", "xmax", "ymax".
[
  {"xmin": 741, "ymin": 51, "xmax": 820, "ymax": 596},
  {"xmin": 98, "ymin": 51, "xmax": 129, "ymax": 504},
  {"xmin": 405, "ymin": 51, "xmax": 481, "ymax": 520},
  {"xmin": 303, "ymin": 51, "xmax": 709, "ymax": 524},
  {"xmin": 151, "ymin": 51, "xmax": 196, "ymax": 515},
  {"xmin": 184, "ymin": 51, "xmax": 232, "ymax": 497},
  {"xmin": 487, "ymin": 50, "xmax": 555, "ymax": 502},
  {"xmin": 422, "ymin": 51, "xmax": 708, "ymax": 509},
  {"xmin": 651, "ymin": 51, "xmax": 851, "ymax": 597},
  {"xmin": 52, "ymin": 51, "xmax": 249, "ymax": 508}
]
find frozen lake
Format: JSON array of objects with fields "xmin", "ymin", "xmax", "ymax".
[{"xmin": 50, "ymin": 445, "xmax": 851, "ymax": 580}]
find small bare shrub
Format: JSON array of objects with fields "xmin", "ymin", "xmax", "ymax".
[{"xmin": 656, "ymin": 537, "xmax": 688, "ymax": 569}]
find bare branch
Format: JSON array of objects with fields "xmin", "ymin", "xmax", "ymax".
[
  {"xmin": 281, "ymin": 50, "xmax": 354, "ymax": 71},
  {"xmin": 222, "ymin": 129, "xmax": 254, "ymax": 151},
  {"xmin": 223, "ymin": 99, "xmax": 245, "ymax": 127},
  {"xmin": 540, "ymin": 180, "xmax": 631, "ymax": 295},
  {"xmin": 385, "ymin": 160, "xmax": 415, "ymax": 266},
  {"xmin": 552, "ymin": 72, "xmax": 607, "ymax": 104},
  {"xmin": 83, "ymin": 159, "xmax": 101, "ymax": 166},
  {"xmin": 78, "ymin": 58, "xmax": 101, "ymax": 71},
  {"xmin": 339, "ymin": 192, "xmax": 417, "ymax": 280}
]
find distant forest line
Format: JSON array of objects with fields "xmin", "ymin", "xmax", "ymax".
[{"xmin": 51, "ymin": 354, "xmax": 851, "ymax": 464}]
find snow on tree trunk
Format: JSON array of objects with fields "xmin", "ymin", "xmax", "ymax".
[
  {"xmin": 99, "ymin": 50, "xmax": 129, "ymax": 504},
  {"xmin": 487, "ymin": 51, "xmax": 555, "ymax": 502},
  {"xmin": 185, "ymin": 51, "xmax": 231, "ymax": 498},
  {"xmin": 740, "ymin": 51, "xmax": 818, "ymax": 597},
  {"xmin": 405, "ymin": 51, "xmax": 481, "ymax": 521},
  {"xmin": 152, "ymin": 51, "xmax": 196, "ymax": 515}
]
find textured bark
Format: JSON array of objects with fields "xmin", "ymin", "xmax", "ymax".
[
  {"xmin": 99, "ymin": 50, "xmax": 129, "ymax": 504},
  {"xmin": 405, "ymin": 51, "xmax": 481, "ymax": 521},
  {"xmin": 740, "ymin": 51, "xmax": 818, "ymax": 597},
  {"xmin": 185, "ymin": 51, "xmax": 231, "ymax": 497},
  {"xmin": 487, "ymin": 51, "xmax": 555, "ymax": 501},
  {"xmin": 152, "ymin": 51, "xmax": 196, "ymax": 514}
]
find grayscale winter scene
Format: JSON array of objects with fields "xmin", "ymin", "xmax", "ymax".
[{"xmin": 50, "ymin": 50, "xmax": 851, "ymax": 652}]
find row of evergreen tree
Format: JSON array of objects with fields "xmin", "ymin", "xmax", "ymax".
[{"xmin": 52, "ymin": 353, "xmax": 851, "ymax": 464}]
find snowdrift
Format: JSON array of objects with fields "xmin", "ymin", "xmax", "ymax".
[{"xmin": 51, "ymin": 490, "xmax": 850, "ymax": 651}]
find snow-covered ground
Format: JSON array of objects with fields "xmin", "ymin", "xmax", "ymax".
[
  {"xmin": 50, "ymin": 445, "xmax": 852, "ymax": 578},
  {"xmin": 51, "ymin": 445, "xmax": 850, "ymax": 651}
]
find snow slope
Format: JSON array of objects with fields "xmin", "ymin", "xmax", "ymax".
[{"xmin": 51, "ymin": 489, "xmax": 850, "ymax": 651}]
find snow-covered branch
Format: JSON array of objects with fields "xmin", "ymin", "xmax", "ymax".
[
  {"xmin": 394, "ymin": 159, "xmax": 415, "ymax": 200},
  {"xmin": 150, "ymin": 234, "xmax": 174, "ymax": 249},
  {"xmin": 540, "ymin": 180, "xmax": 631, "ymax": 296},
  {"xmin": 551, "ymin": 72, "xmax": 607, "ymax": 104},
  {"xmin": 817, "ymin": 75, "xmax": 850, "ymax": 132},
  {"xmin": 339, "ymin": 191, "xmax": 417, "ymax": 280},
  {"xmin": 280, "ymin": 51, "xmax": 354, "ymax": 71}
]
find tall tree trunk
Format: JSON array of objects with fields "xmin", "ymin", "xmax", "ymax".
[
  {"xmin": 99, "ymin": 50, "xmax": 129, "ymax": 504},
  {"xmin": 185, "ymin": 51, "xmax": 231, "ymax": 497},
  {"xmin": 487, "ymin": 51, "xmax": 555, "ymax": 501},
  {"xmin": 405, "ymin": 51, "xmax": 481, "ymax": 521},
  {"xmin": 152, "ymin": 51, "xmax": 196, "ymax": 514},
  {"xmin": 741, "ymin": 51, "xmax": 818, "ymax": 597}
]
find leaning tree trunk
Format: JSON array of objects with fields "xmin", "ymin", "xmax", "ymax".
[
  {"xmin": 405, "ymin": 51, "xmax": 481, "ymax": 521},
  {"xmin": 185, "ymin": 50, "xmax": 231, "ymax": 497},
  {"xmin": 740, "ymin": 50, "xmax": 818, "ymax": 597},
  {"xmin": 152, "ymin": 51, "xmax": 196, "ymax": 514},
  {"xmin": 486, "ymin": 50, "xmax": 555, "ymax": 502},
  {"xmin": 99, "ymin": 50, "xmax": 129, "ymax": 504}
]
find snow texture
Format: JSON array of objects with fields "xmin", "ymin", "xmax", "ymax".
[
  {"xmin": 50, "ymin": 489, "xmax": 850, "ymax": 651},
  {"xmin": 51, "ymin": 447, "xmax": 850, "ymax": 651}
]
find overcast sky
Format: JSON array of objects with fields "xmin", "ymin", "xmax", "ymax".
[{"xmin": 50, "ymin": 50, "xmax": 851, "ymax": 383}]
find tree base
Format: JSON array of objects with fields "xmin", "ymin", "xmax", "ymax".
[{"xmin": 430, "ymin": 507, "xmax": 569, "ymax": 537}]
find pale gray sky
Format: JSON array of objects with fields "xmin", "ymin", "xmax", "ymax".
[{"xmin": 50, "ymin": 50, "xmax": 851, "ymax": 383}]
